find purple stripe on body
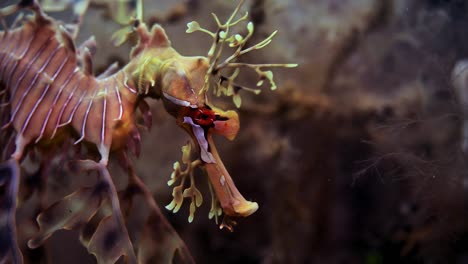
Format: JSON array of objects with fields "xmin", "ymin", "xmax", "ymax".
[
  {"xmin": 101, "ymin": 83, "xmax": 108, "ymax": 146},
  {"xmin": 10, "ymin": 36, "xmax": 53, "ymax": 100},
  {"xmin": 123, "ymin": 76, "xmax": 137, "ymax": 94},
  {"xmin": 0, "ymin": 30, "xmax": 23, "ymax": 82},
  {"xmin": 113, "ymin": 76, "xmax": 123, "ymax": 120},
  {"xmin": 9, "ymin": 44, "xmax": 61, "ymax": 123},
  {"xmin": 4, "ymin": 29, "xmax": 37, "ymax": 90},
  {"xmin": 39, "ymin": 68, "xmax": 79, "ymax": 141},
  {"xmin": 21, "ymin": 53, "xmax": 69, "ymax": 135},
  {"xmin": 52, "ymin": 71, "xmax": 83, "ymax": 137},
  {"xmin": 74, "ymin": 78, "xmax": 97, "ymax": 144}
]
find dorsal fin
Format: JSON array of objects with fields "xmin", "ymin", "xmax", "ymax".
[
  {"xmin": 79, "ymin": 47, "xmax": 93, "ymax": 75},
  {"xmin": 57, "ymin": 24, "xmax": 76, "ymax": 54},
  {"xmin": 148, "ymin": 24, "xmax": 171, "ymax": 47},
  {"xmin": 130, "ymin": 23, "xmax": 172, "ymax": 58},
  {"xmin": 79, "ymin": 35, "xmax": 97, "ymax": 56}
]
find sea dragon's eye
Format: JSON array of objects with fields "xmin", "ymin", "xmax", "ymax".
[{"xmin": 190, "ymin": 108, "xmax": 216, "ymax": 127}]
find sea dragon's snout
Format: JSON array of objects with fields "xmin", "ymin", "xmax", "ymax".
[
  {"xmin": 204, "ymin": 135, "xmax": 259, "ymax": 217},
  {"xmin": 180, "ymin": 106, "xmax": 258, "ymax": 217}
]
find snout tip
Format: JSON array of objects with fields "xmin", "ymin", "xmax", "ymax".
[{"xmin": 234, "ymin": 200, "xmax": 258, "ymax": 217}]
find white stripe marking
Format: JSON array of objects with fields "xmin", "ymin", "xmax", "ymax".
[
  {"xmin": 52, "ymin": 70, "xmax": 81, "ymax": 137},
  {"xmin": 101, "ymin": 84, "xmax": 108, "ymax": 146},
  {"xmin": 0, "ymin": 31, "xmax": 22, "ymax": 77},
  {"xmin": 4, "ymin": 29, "xmax": 36, "ymax": 89},
  {"xmin": 21, "ymin": 53, "xmax": 68, "ymax": 135},
  {"xmin": 163, "ymin": 92, "xmax": 191, "ymax": 107},
  {"xmin": 74, "ymin": 79, "xmax": 98, "ymax": 144},
  {"xmin": 113, "ymin": 76, "xmax": 123, "ymax": 121},
  {"xmin": 40, "ymin": 68, "xmax": 79, "ymax": 141},
  {"xmin": 9, "ymin": 44, "xmax": 61, "ymax": 124},
  {"xmin": 10, "ymin": 36, "xmax": 52, "ymax": 100},
  {"xmin": 123, "ymin": 76, "xmax": 137, "ymax": 94},
  {"xmin": 62, "ymin": 85, "xmax": 87, "ymax": 128}
]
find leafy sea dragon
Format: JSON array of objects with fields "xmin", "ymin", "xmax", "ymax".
[{"xmin": 0, "ymin": 0, "xmax": 296, "ymax": 263}]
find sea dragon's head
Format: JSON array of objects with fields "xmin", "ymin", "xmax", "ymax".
[
  {"xmin": 127, "ymin": 23, "xmax": 258, "ymax": 221},
  {"xmin": 125, "ymin": 0, "xmax": 296, "ymax": 225},
  {"xmin": 142, "ymin": 33, "xmax": 258, "ymax": 218}
]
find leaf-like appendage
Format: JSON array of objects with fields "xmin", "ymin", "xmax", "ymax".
[
  {"xmin": 137, "ymin": 212, "xmax": 194, "ymax": 264},
  {"xmin": 87, "ymin": 216, "xmax": 126, "ymax": 264},
  {"xmin": 185, "ymin": 0, "xmax": 297, "ymax": 106},
  {"xmin": 80, "ymin": 207, "xmax": 110, "ymax": 247},
  {"xmin": 186, "ymin": 21, "xmax": 201, "ymax": 33},
  {"xmin": 127, "ymin": 127, "xmax": 142, "ymax": 158},
  {"xmin": 166, "ymin": 143, "xmax": 203, "ymax": 222},
  {"xmin": 138, "ymin": 99, "xmax": 153, "ymax": 132},
  {"xmin": 111, "ymin": 26, "xmax": 134, "ymax": 47},
  {"xmin": 28, "ymin": 186, "xmax": 105, "ymax": 249}
]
